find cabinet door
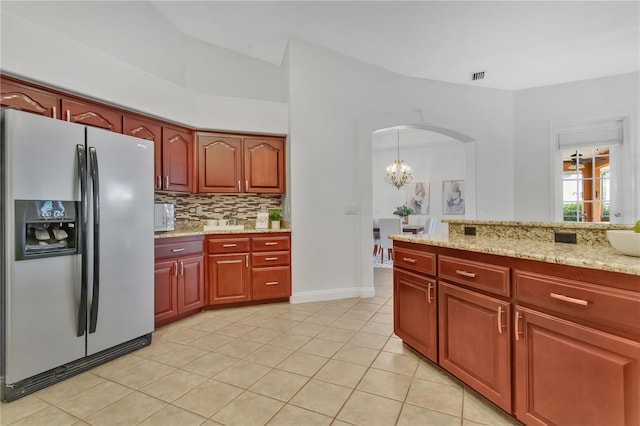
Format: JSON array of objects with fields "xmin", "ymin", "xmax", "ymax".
[
  {"xmin": 177, "ymin": 255, "xmax": 204, "ymax": 314},
  {"xmin": 439, "ymin": 282, "xmax": 511, "ymax": 412},
  {"xmin": 393, "ymin": 268, "xmax": 437, "ymax": 362},
  {"xmin": 197, "ymin": 134, "xmax": 243, "ymax": 193},
  {"xmin": 244, "ymin": 137, "xmax": 285, "ymax": 193},
  {"xmin": 124, "ymin": 115, "xmax": 163, "ymax": 189},
  {"xmin": 208, "ymin": 253, "xmax": 250, "ymax": 305},
  {"xmin": 61, "ymin": 98, "xmax": 122, "ymax": 132},
  {"xmin": 1, "ymin": 79, "xmax": 59, "ymax": 118},
  {"xmin": 154, "ymin": 259, "xmax": 178, "ymax": 327},
  {"xmin": 514, "ymin": 306, "xmax": 640, "ymax": 426},
  {"xmin": 162, "ymin": 125, "xmax": 193, "ymax": 192}
]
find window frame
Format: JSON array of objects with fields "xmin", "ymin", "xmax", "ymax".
[{"xmin": 549, "ymin": 113, "xmax": 635, "ymax": 224}]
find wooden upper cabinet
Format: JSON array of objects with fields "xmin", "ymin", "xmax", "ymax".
[
  {"xmin": 61, "ymin": 97, "xmax": 122, "ymax": 133},
  {"xmin": 1, "ymin": 79, "xmax": 59, "ymax": 118},
  {"xmin": 162, "ymin": 125, "xmax": 193, "ymax": 192},
  {"xmin": 244, "ymin": 137, "xmax": 285, "ymax": 193},
  {"xmin": 123, "ymin": 115, "xmax": 163, "ymax": 190},
  {"xmin": 197, "ymin": 134, "xmax": 243, "ymax": 193}
]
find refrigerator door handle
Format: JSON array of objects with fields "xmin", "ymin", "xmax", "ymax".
[
  {"xmin": 88, "ymin": 146, "xmax": 100, "ymax": 334},
  {"xmin": 76, "ymin": 144, "xmax": 88, "ymax": 337}
]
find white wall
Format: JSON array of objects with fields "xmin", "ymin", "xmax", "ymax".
[
  {"xmin": 287, "ymin": 39, "xmax": 514, "ymax": 303},
  {"xmin": 0, "ymin": 4, "xmax": 288, "ymax": 133},
  {"xmin": 513, "ymin": 72, "xmax": 639, "ymax": 221},
  {"xmin": 372, "ymin": 133, "xmax": 465, "ymax": 235},
  {"xmin": 1, "ymin": 1, "xmax": 187, "ymax": 86},
  {"xmin": 186, "ymin": 37, "xmax": 286, "ymax": 103}
]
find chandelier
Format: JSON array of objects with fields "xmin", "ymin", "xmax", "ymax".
[{"xmin": 385, "ymin": 130, "xmax": 413, "ymax": 189}]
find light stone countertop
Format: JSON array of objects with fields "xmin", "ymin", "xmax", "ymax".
[
  {"xmin": 391, "ymin": 233, "xmax": 640, "ymax": 276},
  {"xmin": 155, "ymin": 220, "xmax": 291, "ymax": 239},
  {"xmin": 155, "ymin": 228, "xmax": 291, "ymax": 239}
]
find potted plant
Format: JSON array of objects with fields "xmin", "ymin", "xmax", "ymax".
[
  {"xmin": 393, "ymin": 205, "xmax": 414, "ymax": 224},
  {"xmin": 269, "ymin": 208, "xmax": 282, "ymax": 230}
]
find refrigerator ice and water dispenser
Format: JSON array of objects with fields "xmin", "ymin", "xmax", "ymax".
[{"xmin": 14, "ymin": 199, "xmax": 80, "ymax": 260}]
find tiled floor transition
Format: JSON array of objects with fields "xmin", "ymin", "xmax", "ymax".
[{"xmin": 1, "ymin": 268, "xmax": 518, "ymax": 426}]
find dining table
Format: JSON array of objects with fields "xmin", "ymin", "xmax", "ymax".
[{"xmin": 373, "ymin": 224, "xmax": 424, "ymax": 235}]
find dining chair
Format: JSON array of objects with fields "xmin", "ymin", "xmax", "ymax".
[
  {"xmin": 378, "ymin": 217, "xmax": 402, "ymax": 262},
  {"xmin": 424, "ymin": 217, "xmax": 437, "ymax": 234},
  {"xmin": 373, "ymin": 217, "xmax": 381, "ymax": 256}
]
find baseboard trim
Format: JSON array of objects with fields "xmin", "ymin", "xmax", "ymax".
[{"xmin": 290, "ymin": 286, "xmax": 376, "ymax": 304}]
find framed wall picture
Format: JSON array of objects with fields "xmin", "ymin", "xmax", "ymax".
[
  {"xmin": 443, "ymin": 180, "xmax": 465, "ymax": 215},
  {"xmin": 406, "ymin": 181, "xmax": 430, "ymax": 214}
]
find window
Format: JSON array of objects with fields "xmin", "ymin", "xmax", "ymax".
[
  {"xmin": 551, "ymin": 114, "xmax": 634, "ymax": 224},
  {"xmin": 561, "ymin": 147, "xmax": 610, "ymax": 222}
]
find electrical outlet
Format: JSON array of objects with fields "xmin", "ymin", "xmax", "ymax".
[
  {"xmin": 195, "ymin": 206, "xmax": 203, "ymax": 216},
  {"xmin": 554, "ymin": 232, "xmax": 577, "ymax": 244},
  {"xmin": 464, "ymin": 226, "xmax": 476, "ymax": 236}
]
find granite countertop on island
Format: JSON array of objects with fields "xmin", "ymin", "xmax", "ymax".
[{"xmin": 390, "ymin": 233, "xmax": 639, "ymax": 276}]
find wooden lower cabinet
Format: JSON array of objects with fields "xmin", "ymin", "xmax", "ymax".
[
  {"xmin": 393, "ymin": 268, "xmax": 437, "ymax": 362},
  {"xmin": 178, "ymin": 255, "xmax": 205, "ymax": 313},
  {"xmin": 154, "ymin": 236, "xmax": 204, "ymax": 327},
  {"xmin": 514, "ymin": 306, "xmax": 640, "ymax": 426},
  {"xmin": 208, "ymin": 253, "xmax": 250, "ymax": 304},
  {"xmin": 205, "ymin": 233, "xmax": 291, "ymax": 307},
  {"xmin": 252, "ymin": 267, "xmax": 290, "ymax": 300},
  {"xmin": 154, "ymin": 255, "xmax": 204, "ymax": 328},
  {"xmin": 154, "ymin": 259, "xmax": 178, "ymax": 326},
  {"xmin": 438, "ymin": 281, "xmax": 512, "ymax": 412}
]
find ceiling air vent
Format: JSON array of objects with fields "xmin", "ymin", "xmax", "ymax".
[{"xmin": 471, "ymin": 71, "xmax": 486, "ymax": 81}]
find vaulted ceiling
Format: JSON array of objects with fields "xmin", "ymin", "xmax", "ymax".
[{"xmin": 149, "ymin": 1, "xmax": 639, "ymax": 90}]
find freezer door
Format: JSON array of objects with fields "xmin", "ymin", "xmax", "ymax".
[
  {"xmin": 3, "ymin": 110, "xmax": 85, "ymax": 384},
  {"xmin": 85, "ymin": 127, "xmax": 154, "ymax": 355}
]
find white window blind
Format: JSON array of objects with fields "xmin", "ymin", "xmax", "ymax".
[{"xmin": 557, "ymin": 120, "xmax": 623, "ymax": 149}]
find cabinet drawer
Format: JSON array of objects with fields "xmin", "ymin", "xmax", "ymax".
[
  {"xmin": 252, "ymin": 236, "xmax": 290, "ymax": 251},
  {"xmin": 439, "ymin": 255, "xmax": 510, "ymax": 297},
  {"xmin": 208, "ymin": 237, "xmax": 250, "ymax": 254},
  {"xmin": 515, "ymin": 270, "xmax": 640, "ymax": 335},
  {"xmin": 393, "ymin": 247, "xmax": 436, "ymax": 276},
  {"xmin": 252, "ymin": 267, "xmax": 291, "ymax": 300},
  {"xmin": 252, "ymin": 251, "xmax": 290, "ymax": 267},
  {"xmin": 155, "ymin": 239, "xmax": 203, "ymax": 259}
]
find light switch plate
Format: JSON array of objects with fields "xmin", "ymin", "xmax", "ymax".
[{"xmin": 344, "ymin": 205, "xmax": 359, "ymax": 215}]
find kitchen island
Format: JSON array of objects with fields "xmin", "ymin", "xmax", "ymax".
[{"xmin": 390, "ymin": 220, "xmax": 639, "ymax": 426}]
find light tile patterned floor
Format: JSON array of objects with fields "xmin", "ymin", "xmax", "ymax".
[{"xmin": 0, "ymin": 269, "xmax": 519, "ymax": 426}]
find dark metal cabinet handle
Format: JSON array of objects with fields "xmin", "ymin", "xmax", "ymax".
[{"xmin": 88, "ymin": 147, "xmax": 100, "ymax": 334}]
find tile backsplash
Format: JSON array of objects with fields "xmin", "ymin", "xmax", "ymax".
[{"xmin": 155, "ymin": 191, "xmax": 283, "ymax": 221}]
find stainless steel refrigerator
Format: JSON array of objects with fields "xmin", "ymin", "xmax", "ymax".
[{"xmin": 0, "ymin": 109, "xmax": 154, "ymax": 401}]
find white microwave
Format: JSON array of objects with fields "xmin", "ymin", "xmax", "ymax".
[{"xmin": 154, "ymin": 203, "xmax": 175, "ymax": 231}]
